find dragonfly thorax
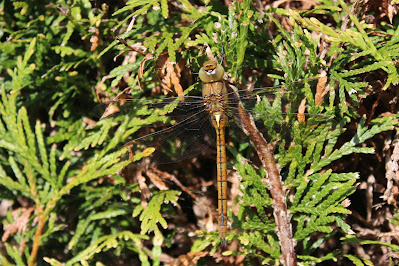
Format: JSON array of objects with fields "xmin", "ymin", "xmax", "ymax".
[{"xmin": 202, "ymin": 81, "xmax": 229, "ymax": 114}]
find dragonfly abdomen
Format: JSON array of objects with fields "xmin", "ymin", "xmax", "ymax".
[{"xmin": 212, "ymin": 112, "xmax": 228, "ymax": 245}]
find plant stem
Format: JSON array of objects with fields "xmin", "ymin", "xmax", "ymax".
[{"xmin": 237, "ymin": 102, "xmax": 297, "ymax": 266}]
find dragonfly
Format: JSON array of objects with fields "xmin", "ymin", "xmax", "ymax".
[{"xmin": 96, "ymin": 59, "xmax": 332, "ymax": 246}]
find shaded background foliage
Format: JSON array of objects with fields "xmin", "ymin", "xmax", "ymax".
[{"xmin": 0, "ymin": 0, "xmax": 398, "ymax": 265}]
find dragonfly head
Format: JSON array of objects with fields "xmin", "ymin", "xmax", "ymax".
[{"xmin": 199, "ymin": 60, "xmax": 225, "ymax": 83}]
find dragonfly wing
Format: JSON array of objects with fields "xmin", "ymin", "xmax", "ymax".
[
  {"xmin": 132, "ymin": 111, "xmax": 215, "ymax": 164},
  {"xmin": 225, "ymin": 77, "xmax": 337, "ymax": 142},
  {"xmin": 227, "ymin": 77, "xmax": 334, "ymax": 121},
  {"xmin": 94, "ymin": 96, "xmax": 216, "ymax": 164}
]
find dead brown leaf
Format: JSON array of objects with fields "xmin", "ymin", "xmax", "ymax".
[
  {"xmin": 149, "ymin": 167, "xmax": 197, "ymax": 200},
  {"xmin": 156, "ymin": 54, "xmax": 185, "ymax": 96},
  {"xmin": 387, "ymin": 0, "xmax": 398, "ymax": 22},
  {"xmin": 166, "ymin": 251, "xmax": 208, "ymax": 266},
  {"xmin": 146, "ymin": 168, "xmax": 169, "ymax": 191},
  {"xmin": 315, "ymin": 76, "xmax": 329, "ymax": 106},
  {"xmin": 2, "ymin": 206, "xmax": 35, "ymax": 242},
  {"xmin": 137, "ymin": 169, "xmax": 150, "ymax": 210},
  {"xmin": 89, "ymin": 27, "xmax": 100, "ymax": 51},
  {"xmin": 297, "ymin": 98, "xmax": 306, "ymax": 122},
  {"xmin": 138, "ymin": 53, "xmax": 155, "ymax": 91},
  {"xmin": 99, "ymin": 103, "xmax": 121, "ymax": 120}
]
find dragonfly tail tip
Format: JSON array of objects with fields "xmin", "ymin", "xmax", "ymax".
[{"xmin": 220, "ymin": 237, "xmax": 226, "ymax": 247}]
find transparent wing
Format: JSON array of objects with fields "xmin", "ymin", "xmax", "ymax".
[
  {"xmin": 227, "ymin": 77, "xmax": 333, "ymax": 120},
  {"xmin": 93, "ymin": 94, "xmax": 216, "ymax": 164},
  {"xmin": 93, "ymin": 76, "xmax": 335, "ymax": 163}
]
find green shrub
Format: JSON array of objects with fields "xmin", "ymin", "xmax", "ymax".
[{"xmin": 1, "ymin": 0, "xmax": 398, "ymax": 265}]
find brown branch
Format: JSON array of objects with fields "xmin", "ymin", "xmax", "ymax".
[
  {"xmin": 235, "ymin": 98, "xmax": 297, "ymax": 266},
  {"xmin": 29, "ymin": 206, "xmax": 45, "ymax": 266}
]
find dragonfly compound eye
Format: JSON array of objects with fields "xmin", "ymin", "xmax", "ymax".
[
  {"xmin": 199, "ymin": 60, "xmax": 225, "ymax": 83},
  {"xmin": 203, "ymin": 60, "xmax": 217, "ymax": 71}
]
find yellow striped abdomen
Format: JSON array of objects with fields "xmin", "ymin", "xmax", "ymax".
[{"xmin": 211, "ymin": 112, "xmax": 228, "ymax": 245}]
